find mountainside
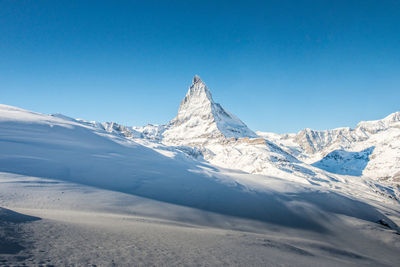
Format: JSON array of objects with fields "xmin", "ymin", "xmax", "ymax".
[{"xmin": 258, "ymin": 112, "xmax": 400, "ymax": 184}]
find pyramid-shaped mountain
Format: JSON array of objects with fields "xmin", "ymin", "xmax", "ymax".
[{"xmin": 163, "ymin": 75, "xmax": 257, "ymax": 145}]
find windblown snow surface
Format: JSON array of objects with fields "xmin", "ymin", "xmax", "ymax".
[{"xmin": 1, "ymin": 77, "xmax": 400, "ymax": 266}]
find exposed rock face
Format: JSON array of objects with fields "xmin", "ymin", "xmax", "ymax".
[
  {"xmin": 293, "ymin": 127, "xmax": 353, "ymax": 154},
  {"xmin": 101, "ymin": 122, "xmax": 141, "ymax": 139}
]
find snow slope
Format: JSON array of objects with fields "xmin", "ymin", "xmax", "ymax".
[{"xmin": 1, "ymin": 172, "xmax": 400, "ymax": 266}]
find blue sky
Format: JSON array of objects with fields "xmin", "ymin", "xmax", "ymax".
[{"xmin": 1, "ymin": 0, "xmax": 399, "ymax": 133}]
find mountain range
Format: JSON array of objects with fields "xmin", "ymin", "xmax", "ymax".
[
  {"xmin": 80, "ymin": 75, "xmax": 399, "ymax": 198},
  {"xmin": 1, "ymin": 76, "xmax": 400, "ymax": 265}
]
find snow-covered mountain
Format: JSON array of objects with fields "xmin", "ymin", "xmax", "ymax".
[
  {"xmin": 2, "ymin": 75, "xmax": 398, "ymax": 193},
  {"xmin": 258, "ymin": 111, "xmax": 400, "ymax": 184},
  {"xmin": 163, "ymin": 75, "xmax": 257, "ymax": 144},
  {"xmin": 131, "ymin": 76, "xmax": 341, "ymax": 184},
  {"xmin": 61, "ymin": 75, "xmax": 399, "ymax": 191},
  {"xmin": 1, "ymin": 79, "xmax": 400, "ymax": 266}
]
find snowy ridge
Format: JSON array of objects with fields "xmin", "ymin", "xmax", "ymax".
[
  {"xmin": 355, "ymin": 111, "xmax": 400, "ymax": 137},
  {"xmin": 258, "ymin": 111, "xmax": 400, "ymax": 183}
]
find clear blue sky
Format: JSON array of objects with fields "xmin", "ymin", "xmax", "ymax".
[{"xmin": 1, "ymin": 0, "xmax": 399, "ymax": 133}]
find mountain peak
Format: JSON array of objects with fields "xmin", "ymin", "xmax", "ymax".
[
  {"xmin": 177, "ymin": 76, "xmax": 214, "ymax": 121},
  {"xmin": 193, "ymin": 75, "xmax": 202, "ymax": 84},
  {"xmin": 188, "ymin": 75, "xmax": 211, "ymax": 97},
  {"xmin": 162, "ymin": 76, "xmax": 257, "ymax": 144}
]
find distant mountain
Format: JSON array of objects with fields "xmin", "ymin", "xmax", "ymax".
[{"xmin": 258, "ymin": 112, "xmax": 400, "ymax": 184}]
